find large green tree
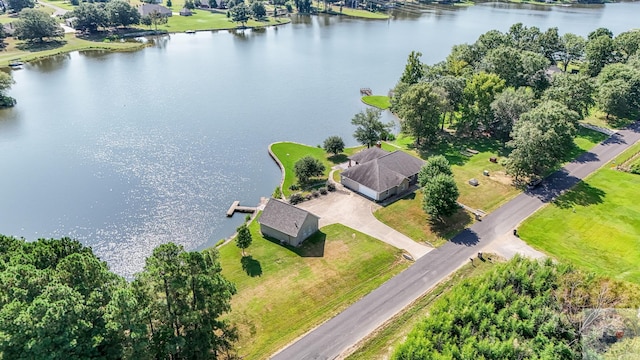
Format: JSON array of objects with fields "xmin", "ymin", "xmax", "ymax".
[
  {"xmin": 294, "ymin": 156, "xmax": 325, "ymax": 184},
  {"xmin": 418, "ymin": 155, "xmax": 453, "ymax": 187},
  {"xmin": 399, "ymin": 51, "xmax": 425, "ymax": 85},
  {"xmin": 7, "ymin": 0, "xmax": 34, "ymax": 13},
  {"xmin": 71, "ymin": 3, "xmax": 108, "ymax": 33},
  {"xmin": 615, "ymin": 30, "xmax": 640, "ymax": 62},
  {"xmin": 422, "ymin": 174, "xmax": 459, "ymax": 222},
  {"xmin": 542, "ymin": 73, "xmax": 594, "ymax": 117},
  {"xmin": 230, "ymin": 2, "xmax": 250, "ymax": 27},
  {"xmin": 559, "ymin": 32, "xmax": 586, "ymax": 72},
  {"xmin": 105, "ymin": 0, "xmax": 140, "ymax": 28},
  {"xmin": 396, "ymin": 82, "xmax": 445, "ymax": 148},
  {"xmin": 323, "ymin": 135, "xmax": 345, "ymax": 155},
  {"xmin": 459, "ymin": 72, "xmax": 506, "ymax": 137},
  {"xmin": 351, "ymin": 108, "xmax": 392, "ymax": 148},
  {"xmin": 596, "ymin": 63, "xmax": 640, "ymax": 119},
  {"xmin": 14, "ymin": 9, "xmax": 64, "ymax": 43},
  {"xmin": 489, "ymin": 86, "xmax": 535, "ymax": 140},
  {"xmin": 585, "ymin": 35, "xmax": 615, "ymax": 77},
  {"xmin": 236, "ymin": 223, "xmax": 252, "ymax": 256},
  {"xmin": 0, "ymin": 72, "xmax": 16, "ymax": 108},
  {"xmin": 506, "ymin": 101, "xmax": 579, "ymax": 180}
]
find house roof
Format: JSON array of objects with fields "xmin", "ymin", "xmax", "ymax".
[
  {"xmin": 348, "ymin": 147, "xmax": 389, "ymax": 164},
  {"xmin": 259, "ymin": 198, "xmax": 319, "ymax": 238},
  {"xmin": 341, "ymin": 150, "xmax": 424, "ymax": 193},
  {"xmin": 180, "ymin": 7, "xmax": 192, "ymax": 14},
  {"xmin": 138, "ymin": 4, "xmax": 172, "ymax": 16}
]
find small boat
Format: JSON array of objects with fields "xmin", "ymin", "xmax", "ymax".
[
  {"xmin": 185, "ymin": 30, "xmax": 196, "ymax": 34},
  {"xmin": 8, "ymin": 61, "xmax": 24, "ymax": 69}
]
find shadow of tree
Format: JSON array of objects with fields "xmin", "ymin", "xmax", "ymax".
[
  {"xmin": 430, "ymin": 207, "xmax": 473, "ymax": 240},
  {"xmin": 553, "ymin": 181, "xmax": 605, "ymax": 209},
  {"xmin": 16, "ymin": 40, "xmax": 66, "ymax": 52},
  {"xmin": 449, "ymin": 228, "xmax": 480, "ymax": 246},
  {"xmin": 416, "ymin": 136, "xmax": 507, "ymax": 166},
  {"xmin": 240, "ymin": 255, "xmax": 262, "ymax": 277},
  {"xmin": 328, "ymin": 154, "xmax": 348, "ymax": 164}
]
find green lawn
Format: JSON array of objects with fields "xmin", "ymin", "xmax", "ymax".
[
  {"xmin": 361, "ymin": 95, "xmax": 390, "ymax": 110},
  {"xmin": 39, "ymin": 0, "xmax": 75, "ymax": 11},
  {"xmin": 373, "ymin": 190, "xmax": 473, "ymax": 247},
  {"xmin": 346, "ymin": 255, "xmax": 498, "ymax": 360},
  {"xmin": 582, "ymin": 109, "xmax": 636, "ymax": 130},
  {"xmin": 0, "ymin": 34, "xmax": 146, "ymax": 67},
  {"xmin": 152, "ymin": 10, "xmax": 291, "ymax": 33},
  {"xmin": 219, "ymin": 221, "xmax": 409, "ymax": 360},
  {"xmin": 325, "ymin": 7, "xmax": 389, "ymax": 19},
  {"xmin": 519, "ymin": 144, "xmax": 640, "ymax": 284}
]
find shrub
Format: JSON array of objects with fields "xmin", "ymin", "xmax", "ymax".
[
  {"xmin": 312, "ymin": 191, "xmax": 320, "ymax": 198},
  {"xmin": 289, "ymin": 193, "xmax": 304, "ymax": 205},
  {"xmin": 273, "ymin": 186, "xmax": 282, "ymax": 199},
  {"xmin": 319, "ymin": 187, "xmax": 328, "ymax": 195},
  {"xmin": 289, "ymin": 184, "xmax": 300, "ymax": 191}
]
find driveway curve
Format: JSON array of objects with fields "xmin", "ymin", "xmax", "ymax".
[{"xmin": 296, "ymin": 189, "xmax": 433, "ymax": 260}]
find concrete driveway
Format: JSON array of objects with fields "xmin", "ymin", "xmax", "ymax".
[{"xmin": 297, "ymin": 189, "xmax": 433, "ymax": 260}]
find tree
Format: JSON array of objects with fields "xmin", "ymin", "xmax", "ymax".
[
  {"xmin": 235, "ymin": 223, "xmax": 252, "ymax": 256},
  {"xmin": 14, "ymin": 9, "xmax": 64, "ymax": 43},
  {"xmin": 539, "ymin": 26, "xmax": 562, "ymax": 63},
  {"xmin": 587, "ymin": 27, "xmax": 613, "ymax": 41},
  {"xmin": 399, "ymin": 51, "xmax": 424, "ymax": 85},
  {"xmin": 490, "ymin": 87, "xmax": 535, "ymax": 140},
  {"xmin": 144, "ymin": 10, "xmax": 168, "ymax": 31},
  {"xmin": 418, "ymin": 155, "xmax": 452, "ymax": 187},
  {"xmin": 230, "ymin": 2, "xmax": 250, "ymax": 27},
  {"xmin": 432, "ymin": 75, "xmax": 465, "ymax": 129},
  {"xmin": 167, "ymin": 0, "xmax": 173, "ymax": 6},
  {"xmin": 506, "ymin": 101, "xmax": 579, "ymax": 180},
  {"xmin": 585, "ymin": 35, "xmax": 615, "ymax": 77},
  {"xmin": 473, "ymin": 29, "xmax": 511, "ymax": 60},
  {"xmin": 615, "ymin": 30, "xmax": 640, "ymax": 62},
  {"xmin": 559, "ymin": 33, "xmax": 586, "ymax": 72},
  {"xmin": 351, "ymin": 108, "xmax": 392, "ymax": 148},
  {"xmin": 481, "ymin": 46, "xmax": 549, "ymax": 89},
  {"xmin": 323, "ymin": 135, "xmax": 345, "ymax": 155},
  {"xmin": 506, "ymin": 23, "xmax": 542, "ymax": 52},
  {"xmin": 71, "ymin": 3, "xmax": 108, "ymax": 33},
  {"xmin": 396, "ymin": 82, "xmax": 445, "ymax": 148},
  {"xmin": 0, "ymin": 72, "xmax": 16, "ymax": 108},
  {"xmin": 596, "ymin": 63, "xmax": 640, "ymax": 119},
  {"xmin": 422, "ymin": 174, "xmax": 459, "ymax": 221},
  {"xmin": 7, "ymin": 0, "xmax": 34, "ymax": 13},
  {"xmin": 105, "ymin": 0, "xmax": 141, "ymax": 28},
  {"xmin": 184, "ymin": 0, "xmax": 196, "ymax": 9},
  {"xmin": 459, "ymin": 72, "xmax": 506, "ymax": 137},
  {"xmin": 294, "ymin": 156, "xmax": 325, "ymax": 184},
  {"xmin": 250, "ymin": 0, "xmax": 266, "ymax": 20},
  {"xmin": 542, "ymin": 73, "xmax": 594, "ymax": 117}
]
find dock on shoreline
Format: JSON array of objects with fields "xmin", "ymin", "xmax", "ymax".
[{"xmin": 226, "ymin": 201, "xmax": 257, "ymax": 217}]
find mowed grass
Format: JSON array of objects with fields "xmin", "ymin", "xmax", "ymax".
[
  {"xmin": 153, "ymin": 11, "xmax": 291, "ymax": 33},
  {"xmin": 374, "ymin": 190, "xmax": 473, "ymax": 247},
  {"xmin": 219, "ymin": 221, "xmax": 409, "ymax": 360},
  {"xmin": 346, "ymin": 255, "xmax": 498, "ymax": 360},
  {"xmin": 0, "ymin": 34, "xmax": 146, "ymax": 67},
  {"xmin": 519, "ymin": 144, "xmax": 640, "ymax": 284},
  {"xmin": 361, "ymin": 95, "xmax": 391, "ymax": 110},
  {"xmin": 326, "ymin": 7, "xmax": 389, "ymax": 19},
  {"xmin": 581, "ymin": 109, "xmax": 636, "ymax": 130}
]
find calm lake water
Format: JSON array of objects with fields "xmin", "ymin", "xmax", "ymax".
[{"xmin": 1, "ymin": 2, "xmax": 638, "ymax": 277}]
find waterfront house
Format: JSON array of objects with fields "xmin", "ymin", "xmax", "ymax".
[
  {"xmin": 138, "ymin": 4, "xmax": 173, "ymax": 17},
  {"xmin": 259, "ymin": 198, "xmax": 319, "ymax": 247}
]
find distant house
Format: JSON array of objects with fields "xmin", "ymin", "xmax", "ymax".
[
  {"xmin": 179, "ymin": 7, "xmax": 193, "ymax": 16},
  {"xmin": 545, "ymin": 64, "xmax": 563, "ymax": 78},
  {"xmin": 138, "ymin": 4, "xmax": 173, "ymax": 17},
  {"xmin": 258, "ymin": 198, "xmax": 319, "ymax": 247},
  {"xmin": 198, "ymin": 0, "xmax": 210, "ymax": 8},
  {"xmin": 341, "ymin": 147, "xmax": 424, "ymax": 201}
]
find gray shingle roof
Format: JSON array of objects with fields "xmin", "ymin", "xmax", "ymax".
[
  {"xmin": 259, "ymin": 198, "xmax": 318, "ymax": 237},
  {"xmin": 341, "ymin": 150, "xmax": 424, "ymax": 193},
  {"xmin": 348, "ymin": 147, "xmax": 389, "ymax": 164}
]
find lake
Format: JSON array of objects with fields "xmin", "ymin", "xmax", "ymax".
[{"xmin": 1, "ymin": 1, "xmax": 638, "ymax": 277}]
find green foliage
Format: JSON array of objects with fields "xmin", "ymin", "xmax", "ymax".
[
  {"xmin": 236, "ymin": 223, "xmax": 253, "ymax": 256},
  {"xmin": 351, "ymin": 108, "xmax": 392, "ymax": 148},
  {"xmin": 230, "ymin": 2, "xmax": 251, "ymax": 26},
  {"xmin": 250, "ymin": 1, "xmax": 266, "ymax": 20},
  {"xmin": 481, "ymin": 46, "xmax": 549, "ymax": 89},
  {"xmin": 105, "ymin": 0, "xmax": 141, "ymax": 28},
  {"xmin": 421, "ymin": 173, "xmax": 459, "ymax": 221},
  {"xmin": 396, "ymin": 82, "xmax": 445, "ymax": 148},
  {"xmin": 294, "ymin": 155, "xmax": 326, "ymax": 184},
  {"xmin": 323, "ymin": 135, "xmax": 345, "ymax": 155},
  {"xmin": 559, "ymin": 33, "xmax": 586, "ymax": 72},
  {"xmin": 418, "ymin": 155, "xmax": 452, "ymax": 187},
  {"xmin": 392, "ymin": 257, "xmax": 580, "ymax": 360},
  {"xmin": 289, "ymin": 192, "xmax": 303, "ymax": 204},
  {"xmin": 273, "ymin": 186, "xmax": 282, "ymax": 199},
  {"xmin": 7, "ymin": 0, "xmax": 34, "ymax": 13},
  {"xmin": 400, "ymin": 51, "xmax": 424, "ymax": 85},
  {"xmin": 506, "ymin": 100, "xmax": 579, "ymax": 180},
  {"xmin": 0, "ymin": 72, "xmax": 16, "ymax": 108},
  {"xmin": 585, "ymin": 35, "xmax": 615, "ymax": 77},
  {"xmin": 596, "ymin": 63, "xmax": 640, "ymax": 120},
  {"xmin": 14, "ymin": 9, "xmax": 64, "ymax": 43},
  {"xmin": 361, "ymin": 95, "xmax": 391, "ymax": 110},
  {"xmin": 184, "ymin": 0, "xmax": 196, "ymax": 9},
  {"xmin": 459, "ymin": 72, "xmax": 506, "ymax": 137},
  {"xmin": 543, "ymin": 73, "xmax": 594, "ymax": 117},
  {"xmin": 614, "ymin": 29, "xmax": 640, "ymax": 62},
  {"xmin": 490, "ymin": 86, "xmax": 535, "ymax": 140},
  {"xmin": 71, "ymin": 3, "xmax": 108, "ymax": 33}
]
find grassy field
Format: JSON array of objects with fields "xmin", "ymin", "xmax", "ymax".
[
  {"xmin": 373, "ymin": 190, "xmax": 473, "ymax": 247},
  {"xmin": 326, "ymin": 7, "xmax": 389, "ymax": 19},
  {"xmin": 361, "ymin": 95, "xmax": 390, "ymax": 110},
  {"xmin": 519, "ymin": 143, "xmax": 640, "ymax": 284},
  {"xmin": 219, "ymin": 221, "xmax": 409, "ymax": 360},
  {"xmin": 0, "ymin": 34, "xmax": 146, "ymax": 67},
  {"xmin": 153, "ymin": 10, "xmax": 291, "ymax": 33},
  {"xmin": 345, "ymin": 256, "xmax": 498, "ymax": 360},
  {"xmin": 581, "ymin": 109, "xmax": 636, "ymax": 130}
]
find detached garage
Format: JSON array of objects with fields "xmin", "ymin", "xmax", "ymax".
[{"xmin": 258, "ymin": 198, "xmax": 320, "ymax": 247}]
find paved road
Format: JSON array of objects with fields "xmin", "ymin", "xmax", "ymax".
[{"xmin": 271, "ymin": 122, "xmax": 640, "ymax": 360}]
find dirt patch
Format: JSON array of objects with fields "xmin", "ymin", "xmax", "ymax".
[{"xmin": 485, "ymin": 170, "xmax": 513, "ymax": 186}]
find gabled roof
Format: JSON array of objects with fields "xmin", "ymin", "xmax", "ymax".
[
  {"xmin": 376, "ymin": 151, "xmax": 425, "ymax": 178},
  {"xmin": 259, "ymin": 198, "xmax": 319, "ymax": 238},
  {"xmin": 138, "ymin": 3, "xmax": 172, "ymax": 16},
  {"xmin": 342, "ymin": 150, "xmax": 424, "ymax": 193},
  {"xmin": 348, "ymin": 147, "xmax": 389, "ymax": 164}
]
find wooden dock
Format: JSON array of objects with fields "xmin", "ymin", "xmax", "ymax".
[
  {"xmin": 360, "ymin": 88, "xmax": 372, "ymax": 96},
  {"xmin": 226, "ymin": 201, "xmax": 257, "ymax": 217}
]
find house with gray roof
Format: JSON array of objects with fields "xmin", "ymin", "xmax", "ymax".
[
  {"xmin": 258, "ymin": 198, "xmax": 319, "ymax": 247},
  {"xmin": 341, "ymin": 148, "xmax": 424, "ymax": 201},
  {"xmin": 138, "ymin": 4, "xmax": 172, "ymax": 18}
]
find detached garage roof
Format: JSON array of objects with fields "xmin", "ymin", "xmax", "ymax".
[{"xmin": 259, "ymin": 198, "xmax": 319, "ymax": 238}]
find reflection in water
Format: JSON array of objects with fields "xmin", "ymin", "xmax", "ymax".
[{"xmin": 26, "ymin": 54, "xmax": 72, "ymax": 73}]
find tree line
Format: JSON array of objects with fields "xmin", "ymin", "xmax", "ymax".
[
  {"xmin": 387, "ymin": 24, "xmax": 640, "ymax": 181},
  {"xmin": 0, "ymin": 235, "xmax": 238, "ymax": 359}
]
